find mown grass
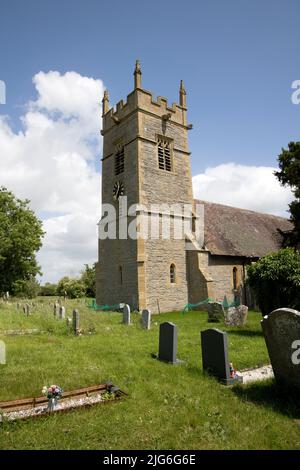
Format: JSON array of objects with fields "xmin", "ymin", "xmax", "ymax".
[{"xmin": 0, "ymin": 299, "xmax": 299, "ymax": 450}]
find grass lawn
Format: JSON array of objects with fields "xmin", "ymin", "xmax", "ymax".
[{"xmin": 0, "ymin": 299, "xmax": 299, "ymax": 450}]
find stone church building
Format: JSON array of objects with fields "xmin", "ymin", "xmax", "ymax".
[{"xmin": 96, "ymin": 61, "xmax": 291, "ymax": 313}]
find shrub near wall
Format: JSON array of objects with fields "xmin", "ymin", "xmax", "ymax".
[{"xmin": 247, "ymin": 248, "xmax": 300, "ymax": 315}]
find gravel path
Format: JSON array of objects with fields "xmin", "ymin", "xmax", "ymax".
[
  {"xmin": 0, "ymin": 393, "xmax": 107, "ymax": 422},
  {"xmin": 238, "ymin": 365, "xmax": 274, "ymax": 384}
]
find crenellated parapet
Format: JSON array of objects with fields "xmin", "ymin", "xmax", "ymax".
[{"xmin": 101, "ymin": 61, "xmax": 190, "ymax": 134}]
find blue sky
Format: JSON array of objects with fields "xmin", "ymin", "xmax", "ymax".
[
  {"xmin": 1, "ymin": 0, "xmax": 299, "ymax": 172},
  {"xmin": 0, "ymin": 0, "xmax": 298, "ymax": 282}
]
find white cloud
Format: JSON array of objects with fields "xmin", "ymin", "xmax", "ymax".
[
  {"xmin": 192, "ymin": 163, "xmax": 293, "ymax": 217},
  {"xmin": 0, "ymin": 71, "xmax": 104, "ymax": 283}
]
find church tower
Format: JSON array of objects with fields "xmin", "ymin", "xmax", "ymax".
[{"xmin": 96, "ymin": 61, "xmax": 194, "ymax": 312}]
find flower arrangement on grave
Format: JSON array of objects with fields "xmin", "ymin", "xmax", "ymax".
[
  {"xmin": 42, "ymin": 385, "xmax": 63, "ymax": 411},
  {"xmin": 229, "ymin": 363, "xmax": 237, "ymax": 379}
]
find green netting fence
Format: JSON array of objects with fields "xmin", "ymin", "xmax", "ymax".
[
  {"xmin": 87, "ymin": 299, "xmax": 123, "ymax": 311},
  {"xmin": 182, "ymin": 297, "xmax": 241, "ymax": 314},
  {"xmin": 87, "ymin": 297, "xmax": 241, "ymax": 314}
]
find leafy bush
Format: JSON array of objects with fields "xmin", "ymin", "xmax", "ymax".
[
  {"xmin": 12, "ymin": 278, "xmax": 40, "ymax": 299},
  {"xmin": 39, "ymin": 283, "xmax": 58, "ymax": 296},
  {"xmin": 57, "ymin": 276, "xmax": 85, "ymax": 299},
  {"xmin": 80, "ymin": 264, "xmax": 96, "ymax": 297},
  {"xmin": 247, "ymin": 248, "xmax": 300, "ymax": 315}
]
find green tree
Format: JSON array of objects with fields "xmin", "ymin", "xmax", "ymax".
[
  {"xmin": 12, "ymin": 278, "xmax": 40, "ymax": 299},
  {"xmin": 0, "ymin": 187, "xmax": 45, "ymax": 294},
  {"xmin": 247, "ymin": 248, "xmax": 300, "ymax": 315},
  {"xmin": 39, "ymin": 282, "xmax": 58, "ymax": 296},
  {"xmin": 275, "ymin": 142, "xmax": 300, "ymax": 248},
  {"xmin": 81, "ymin": 263, "xmax": 96, "ymax": 297},
  {"xmin": 57, "ymin": 276, "xmax": 85, "ymax": 299}
]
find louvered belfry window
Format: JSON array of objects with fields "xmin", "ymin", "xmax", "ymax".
[
  {"xmin": 115, "ymin": 146, "xmax": 125, "ymax": 175},
  {"xmin": 158, "ymin": 139, "xmax": 172, "ymax": 172}
]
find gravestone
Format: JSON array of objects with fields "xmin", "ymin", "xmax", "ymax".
[
  {"xmin": 72, "ymin": 309, "xmax": 80, "ymax": 335},
  {"xmin": 158, "ymin": 322, "xmax": 180, "ymax": 364},
  {"xmin": 54, "ymin": 302, "xmax": 59, "ymax": 317},
  {"xmin": 23, "ymin": 304, "xmax": 30, "ymax": 316},
  {"xmin": 207, "ymin": 302, "xmax": 225, "ymax": 322},
  {"xmin": 59, "ymin": 306, "xmax": 66, "ymax": 319},
  {"xmin": 141, "ymin": 309, "xmax": 151, "ymax": 330},
  {"xmin": 123, "ymin": 304, "xmax": 131, "ymax": 325},
  {"xmin": 0, "ymin": 340, "xmax": 5, "ymax": 365},
  {"xmin": 225, "ymin": 305, "xmax": 248, "ymax": 327},
  {"xmin": 66, "ymin": 317, "xmax": 72, "ymax": 333},
  {"xmin": 261, "ymin": 308, "xmax": 300, "ymax": 389},
  {"xmin": 201, "ymin": 328, "xmax": 242, "ymax": 385}
]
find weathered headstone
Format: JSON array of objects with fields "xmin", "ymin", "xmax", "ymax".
[
  {"xmin": 207, "ymin": 302, "xmax": 225, "ymax": 322},
  {"xmin": 23, "ymin": 304, "xmax": 30, "ymax": 316},
  {"xmin": 261, "ymin": 308, "xmax": 300, "ymax": 389},
  {"xmin": 141, "ymin": 309, "xmax": 151, "ymax": 330},
  {"xmin": 66, "ymin": 317, "xmax": 72, "ymax": 333},
  {"xmin": 123, "ymin": 304, "xmax": 131, "ymax": 325},
  {"xmin": 201, "ymin": 328, "xmax": 242, "ymax": 385},
  {"xmin": 72, "ymin": 309, "xmax": 79, "ymax": 335},
  {"xmin": 0, "ymin": 340, "xmax": 6, "ymax": 365},
  {"xmin": 54, "ymin": 302, "xmax": 60, "ymax": 317},
  {"xmin": 225, "ymin": 305, "xmax": 248, "ymax": 327},
  {"xmin": 59, "ymin": 306, "xmax": 66, "ymax": 319},
  {"xmin": 158, "ymin": 322, "xmax": 180, "ymax": 364}
]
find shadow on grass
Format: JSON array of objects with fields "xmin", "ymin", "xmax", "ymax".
[
  {"xmin": 233, "ymin": 381, "xmax": 300, "ymax": 419},
  {"xmin": 226, "ymin": 329, "xmax": 264, "ymax": 338}
]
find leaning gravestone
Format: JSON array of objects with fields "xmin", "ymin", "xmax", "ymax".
[
  {"xmin": 201, "ymin": 328, "xmax": 242, "ymax": 385},
  {"xmin": 123, "ymin": 304, "xmax": 131, "ymax": 325},
  {"xmin": 225, "ymin": 305, "xmax": 248, "ymax": 327},
  {"xmin": 207, "ymin": 302, "xmax": 225, "ymax": 322},
  {"xmin": 59, "ymin": 306, "xmax": 66, "ymax": 319},
  {"xmin": 141, "ymin": 309, "xmax": 151, "ymax": 330},
  {"xmin": 158, "ymin": 322, "xmax": 181, "ymax": 364},
  {"xmin": 72, "ymin": 309, "xmax": 80, "ymax": 335},
  {"xmin": 261, "ymin": 308, "xmax": 300, "ymax": 389}
]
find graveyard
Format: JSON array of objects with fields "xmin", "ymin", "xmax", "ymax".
[{"xmin": 0, "ymin": 299, "xmax": 299, "ymax": 450}]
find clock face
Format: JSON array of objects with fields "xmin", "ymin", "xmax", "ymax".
[{"xmin": 113, "ymin": 181, "xmax": 125, "ymax": 200}]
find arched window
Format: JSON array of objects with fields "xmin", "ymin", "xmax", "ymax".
[
  {"xmin": 233, "ymin": 267, "xmax": 238, "ymax": 290},
  {"xmin": 170, "ymin": 264, "xmax": 176, "ymax": 284},
  {"xmin": 119, "ymin": 266, "xmax": 123, "ymax": 285}
]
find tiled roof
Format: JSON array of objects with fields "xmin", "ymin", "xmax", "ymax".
[{"xmin": 194, "ymin": 200, "xmax": 292, "ymax": 258}]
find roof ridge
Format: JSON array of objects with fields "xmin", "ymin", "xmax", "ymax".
[{"xmin": 193, "ymin": 198, "xmax": 290, "ymax": 221}]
